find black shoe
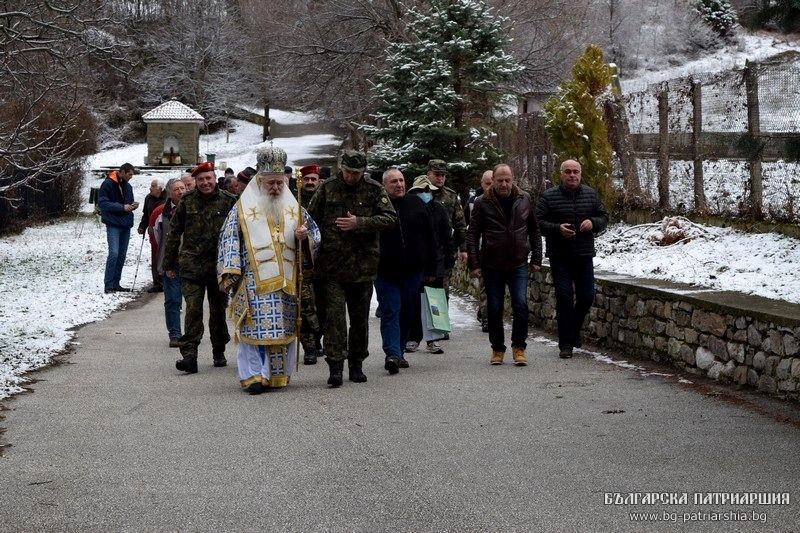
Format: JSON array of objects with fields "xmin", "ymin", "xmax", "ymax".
[
  {"xmin": 147, "ymin": 286, "xmax": 163, "ymax": 293},
  {"xmin": 442, "ymin": 333, "xmax": 450, "ymax": 340},
  {"xmin": 327, "ymin": 359, "xmax": 344, "ymax": 388},
  {"xmin": 247, "ymin": 382, "xmax": 266, "ymax": 395},
  {"xmin": 104, "ymin": 288, "xmax": 115, "ymax": 294},
  {"xmin": 559, "ymin": 347, "xmax": 573, "ymax": 359},
  {"xmin": 304, "ymin": 348, "xmax": 318, "ymax": 365},
  {"xmin": 169, "ymin": 338, "xmax": 183, "ymax": 348},
  {"xmin": 384, "ymin": 357, "xmax": 400, "ymax": 375},
  {"xmin": 348, "ymin": 361, "xmax": 367, "ymax": 383},
  {"xmin": 212, "ymin": 349, "xmax": 227, "ymax": 367},
  {"xmin": 175, "ymin": 357, "xmax": 198, "ymax": 373},
  {"xmin": 397, "ymin": 358, "xmax": 410, "ymax": 369},
  {"xmin": 480, "ymin": 320, "xmax": 489, "ymax": 333},
  {"xmin": 114, "ymin": 286, "xmax": 131, "ymax": 292}
]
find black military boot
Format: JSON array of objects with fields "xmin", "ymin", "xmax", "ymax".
[
  {"xmin": 212, "ymin": 347, "xmax": 227, "ymax": 367},
  {"xmin": 175, "ymin": 357, "xmax": 198, "ymax": 374},
  {"xmin": 327, "ymin": 359, "xmax": 343, "ymax": 388},
  {"xmin": 303, "ymin": 348, "xmax": 318, "ymax": 365},
  {"xmin": 348, "ymin": 360, "xmax": 367, "ymax": 383}
]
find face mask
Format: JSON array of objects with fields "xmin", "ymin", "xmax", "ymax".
[{"xmin": 417, "ymin": 192, "xmax": 433, "ymax": 204}]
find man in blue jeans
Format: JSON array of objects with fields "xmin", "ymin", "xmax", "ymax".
[
  {"xmin": 151, "ymin": 178, "xmax": 187, "ymax": 346},
  {"xmin": 375, "ymin": 169, "xmax": 437, "ymax": 374},
  {"xmin": 467, "ymin": 164, "xmax": 541, "ymax": 366},
  {"xmin": 98, "ymin": 163, "xmax": 137, "ymax": 294},
  {"xmin": 535, "ymin": 159, "xmax": 609, "ymax": 359}
]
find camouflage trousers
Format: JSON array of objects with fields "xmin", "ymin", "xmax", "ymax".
[
  {"xmin": 300, "ymin": 276, "xmax": 326, "ymax": 352},
  {"xmin": 323, "ymin": 280, "xmax": 373, "ymax": 363},
  {"xmin": 179, "ymin": 276, "xmax": 230, "ymax": 359}
]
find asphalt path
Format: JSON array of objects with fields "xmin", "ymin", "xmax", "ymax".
[{"xmin": 1, "ymin": 292, "xmax": 799, "ymax": 532}]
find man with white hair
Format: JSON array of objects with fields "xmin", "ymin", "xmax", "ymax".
[
  {"xmin": 218, "ymin": 147, "xmax": 321, "ymax": 395},
  {"xmin": 181, "ymin": 170, "xmax": 195, "ymax": 192},
  {"xmin": 138, "ymin": 176, "xmax": 167, "ymax": 292}
]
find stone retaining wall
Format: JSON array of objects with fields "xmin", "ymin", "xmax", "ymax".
[{"xmin": 452, "ymin": 264, "xmax": 800, "ymax": 400}]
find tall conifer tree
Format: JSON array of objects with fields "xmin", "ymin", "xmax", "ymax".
[{"xmin": 364, "ymin": 0, "xmax": 521, "ymax": 180}]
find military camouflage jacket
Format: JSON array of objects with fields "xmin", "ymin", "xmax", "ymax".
[
  {"xmin": 307, "ymin": 176, "xmax": 397, "ymax": 282},
  {"xmin": 163, "ymin": 188, "xmax": 237, "ymax": 281},
  {"xmin": 434, "ymin": 185, "xmax": 467, "ymax": 252}
]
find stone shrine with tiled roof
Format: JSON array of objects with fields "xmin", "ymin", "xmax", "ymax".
[{"xmin": 142, "ymin": 99, "xmax": 204, "ymax": 166}]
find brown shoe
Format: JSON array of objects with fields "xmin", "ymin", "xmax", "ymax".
[
  {"xmin": 490, "ymin": 351, "xmax": 504, "ymax": 365},
  {"xmin": 559, "ymin": 347, "xmax": 573, "ymax": 359},
  {"xmin": 512, "ymin": 347, "xmax": 527, "ymax": 366}
]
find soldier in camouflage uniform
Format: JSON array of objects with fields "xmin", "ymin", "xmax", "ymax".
[
  {"xmin": 297, "ymin": 164, "xmax": 326, "ymax": 365},
  {"xmin": 427, "ymin": 159, "xmax": 467, "ymax": 338},
  {"xmin": 307, "ymin": 150, "xmax": 397, "ymax": 387},
  {"xmin": 163, "ymin": 162, "xmax": 237, "ymax": 374}
]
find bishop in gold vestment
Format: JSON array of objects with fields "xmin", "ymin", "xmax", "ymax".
[{"xmin": 217, "ymin": 147, "xmax": 319, "ymax": 394}]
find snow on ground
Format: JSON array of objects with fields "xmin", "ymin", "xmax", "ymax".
[
  {"xmin": 0, "ymin": 115, "xmax": 340, "ymax": 400},
  {"xmin": 239, "ymin": 106, "xmax": 322, "ymax": 125},
  {"xmin": 593, "ymin": 221, "xmax": 800, "ymax": 304},
  {"xmin": 88, "ymin": 119, "xmax": 338, "ymax": 178},
  {"xmin": 620, "ymin": 32, "xmax": 800, "ymax": 93}
]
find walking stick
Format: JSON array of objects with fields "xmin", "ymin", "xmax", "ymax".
[
  {"xmin": 131, "ymin": 233, "xmax": 146, "ymax": 291},
  {"xmin": 295, "ymin": 185, "xmax": 304, "ymax": 371}
]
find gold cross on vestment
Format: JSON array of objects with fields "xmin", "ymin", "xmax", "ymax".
[
  {"xmin": 271, "ymin": 226, "xmax": 285, "ymax": 245},
  {"xmin": 246, "ymin": 207, "xmax": 261, "ymax": 221},
  {"xmin": 284, "ymin": 206, "xmax": 298, "ymax": 220}
]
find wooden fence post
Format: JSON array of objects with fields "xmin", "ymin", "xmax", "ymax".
[
  {"xmin": 658, "ymin": 86, "xmax": 670, "ymax": 209},
  {"xmin": 745, "ymin": 59, "xmax": 763, "ymax": 218},
  {"xmin": 691, "ymin": 80, "xmax": 707, "ymax": 212}
]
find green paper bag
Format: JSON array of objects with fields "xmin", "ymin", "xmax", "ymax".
[{"xmin": 424, "ymin": 286, "xmax": 451, "ymax": 333}]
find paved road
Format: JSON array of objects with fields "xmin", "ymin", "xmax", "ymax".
[{"xmin": 1, "ymin": 293, "xmax": 798, "ymax": 532}]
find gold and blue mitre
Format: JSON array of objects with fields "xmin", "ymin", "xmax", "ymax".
[{"xmin": 256, "ymin": 146, "xmax": 288, "ymax": 175}]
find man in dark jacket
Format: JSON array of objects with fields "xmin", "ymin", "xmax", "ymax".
[
  {"xmin": 535, "ymin": 159, "xmax": 609, "ymax": 359},
  {"xmin": 307, "ymin": 150, "xmax": 397, "ymax": 387},
  {"xmin": 163, "ymin": 162, "xmax": 237, "ymax": 373},
  {"xmin": 138, "ymin": 177, "xmax": 166, "ymax": 292},
  {"xmin": 98, "ymin": 162, "xmax": 138, "ymax": 294},
  {"xmin": 375, "ymin": 168, "xmax": 437, "ymax": 374},
  {"xmin": 467, "ymin": 163, "xmax": 542, "ymax": 366},
  {"xmin": 405, "ymin": 175, "xmax": 453, "ymax": 355},
  {"xmin": 464, "ymin": 169, "xmax": 494, "ymax": 332}
]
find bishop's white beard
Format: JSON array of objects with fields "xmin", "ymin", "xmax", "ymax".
[{"xmin": 260, "ymin": 186, "xmax": 289, "ymax": 227}]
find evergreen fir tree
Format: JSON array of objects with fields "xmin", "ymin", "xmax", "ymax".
[
  {"xmin": 694, "ymin": 0, "xmax": 738, "ymax": 37},
  {"xmin": 364, "ymin": 0, "xmax": 521, "ymax": 180},
  {"xmin": 543, "ymin": 45, "xmax": 615, "ymax": 205}
]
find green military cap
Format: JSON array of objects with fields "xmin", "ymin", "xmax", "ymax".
[
  {"xmin": 256, "ymin": 146, "xmax": 288, "ymax": 175},
  {"xmin": 427, "ymin": 159, "xmax": 448, "ymax": 173},
  {"xmin": 340, "ymin": 150, "xmax": 367, "ymax": 172}
]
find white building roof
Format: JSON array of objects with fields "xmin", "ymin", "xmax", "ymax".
[{"xmin": 142, "ymin": 100, "xmax": 204, "ymax": 123}]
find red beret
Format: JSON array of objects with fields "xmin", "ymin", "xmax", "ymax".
[
  {"xmin": 191, "ymin": 161, "xmax": 215, "ymax": 177},
  {"xmin": 300, "ymin": 164, "xmax": 320, "ymax": 177}
]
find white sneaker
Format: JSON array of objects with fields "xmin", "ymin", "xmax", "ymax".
[
  {"xmin": 405, "ymin": 341, "xmax": 419, "ymax": 353},
  {"xmin": 427, "ymin": 341, "xmax": 444, "ymax": 354}
]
